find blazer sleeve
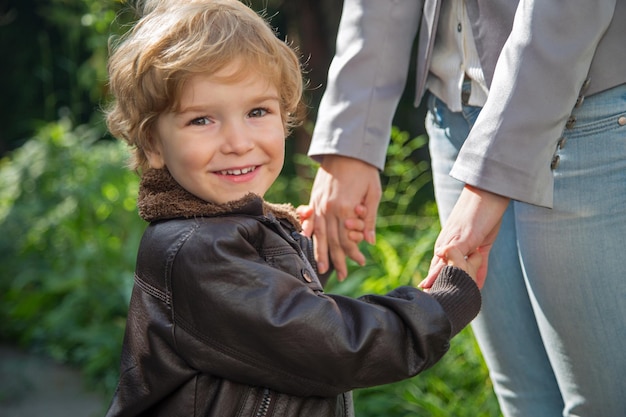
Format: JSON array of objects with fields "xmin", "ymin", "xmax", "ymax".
[
  {"xmin": 308, "ymin": 0, "xmax": 423, "ymax": 170},
  {"xmin": 450, "ymin": 0, "xmax": 617, "ymax": 207}
]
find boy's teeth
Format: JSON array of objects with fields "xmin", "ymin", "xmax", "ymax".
[{"xmin": 220, "ymin": 166, "xmax": 255, "ymax": 176}]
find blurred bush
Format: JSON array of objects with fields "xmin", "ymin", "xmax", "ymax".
[
  {"xmin": 0, "ymin": 117, "xmax": 142, "ymax": 392},
  {"xmin": 0, "ymin": 0, "xmax": 136, "ymax": 154}
]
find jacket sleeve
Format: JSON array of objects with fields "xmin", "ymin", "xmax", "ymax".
[
  {"xmin": 168, "ymin": 219, "xmax": 480, "ymax": 398},
  {"xmin": 451, "ymin": 0, "xmax": 617, "ymax": 207},
  {"xmin": 308, "ymin": 0, "xmax": 423, "ymax": 170}
]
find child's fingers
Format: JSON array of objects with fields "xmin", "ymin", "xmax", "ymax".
[
  {"xmin": 351, "ymin": 204, "xmax": 373, "ymax": 245},
  {"xmin": 443, "ymin": 246, "xmax": 484, "ymax": 288},
  {"xmin": 348, "ymin": 230, "xmax": 364, "ymax": 243},
  {"xmin": 296, "ymin": 205, "xmax": 314, "ymax": 236},
  {"xmin": 345, "ymin": 217, "xmax": 365, "ymax": 243},
  {"xmin": 344, "ymin": 217, "xmax": 365, "ymax": 232},
  {"xmin": 301, "ymin": 219, "xmax": 314, "ymax": 237},
  {"xmin": 296, "ymin": 204, "xmax": 313, "ymax": 220},
  {"xmin": 443, "ymin": 246, "xmax": 466, "ymax": 267},
  {"xmin": 354, "ymin": 204, "xmax": 367, "ymax": 218}
]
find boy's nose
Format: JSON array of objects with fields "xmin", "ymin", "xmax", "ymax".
[{"xmin": 220, "ymin": 122, "xmax": 254, "ymax": 154}]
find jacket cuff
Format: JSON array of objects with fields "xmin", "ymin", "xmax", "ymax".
[{"xmin": 428, "ymin": 266, "xmax": 482, "ymax": 337}]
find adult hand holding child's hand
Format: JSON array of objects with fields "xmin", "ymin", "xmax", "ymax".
[{"xmin": 441, "ymin": 246, "xmax": 484, "ymax": 289}]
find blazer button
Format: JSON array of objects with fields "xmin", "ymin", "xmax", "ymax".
[
  {"xmin": 575, "ymin": 95, "xmax": 584, "ymax": 108},
  {"xmin": 558, "ymin": 137, "xmax": 567, "ymax": 149},
  {"xmin": 566, "ymin": 115, "xmax": 576, "ymax": 130},
  {"xmin": 551, "ymin": 154, "xmax": 560, "ymax": 170},
  {"xmin": 618, "ymin": 116, "xmax": 626, "ymax": 126}
]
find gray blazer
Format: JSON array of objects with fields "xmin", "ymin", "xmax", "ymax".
[{"xmin": 309, "ymin": 0, "xmax": 626, "ymax": 207}]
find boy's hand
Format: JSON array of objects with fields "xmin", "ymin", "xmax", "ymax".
[
  {"xmin": 343, "ymin": 204, "xmax": 367, "ymax": 243},
  {"xmin": 442, "ymin": 246, "xmax": 484, "ymax": 289}
]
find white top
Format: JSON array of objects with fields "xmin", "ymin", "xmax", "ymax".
[{"xmin": 427, "ymin": 0, "xmax": 488, "ymax": 111}]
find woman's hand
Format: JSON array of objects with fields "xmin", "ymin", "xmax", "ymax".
[
  {"xmin": 302, "ymin": 155, "xmax": 382, "ymax": 280},
  {"xmin": 420, "ymin": 185, "xmax": 510, "ymax": 289}
]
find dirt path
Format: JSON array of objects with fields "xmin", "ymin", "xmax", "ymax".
[{"xmin": 0, "ymin": 344, "xmax": 107, "ymax": 417}]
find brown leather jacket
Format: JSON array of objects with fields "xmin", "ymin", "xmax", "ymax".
[{"xmin": 105, "ymin": 168, "xmax": 481, "ymax": 417}]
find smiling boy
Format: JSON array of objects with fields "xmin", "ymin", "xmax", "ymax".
[{"xmin": 147, "ymin": 65, "xmax": 286, "ymax": 204}]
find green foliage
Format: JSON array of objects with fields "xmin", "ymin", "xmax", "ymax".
[
  {"xmin": 350, "ymin": 331, "xmax": 501, "ymax": 417},
  {"xmin": 0, "ymin": 0, "xmax": 133, "ymax": 152},
  {"xmin": 0, "ymin": 117, "xmax": 143, "ymax": 393}
]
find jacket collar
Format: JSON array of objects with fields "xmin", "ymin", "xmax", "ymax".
[{"xmin": 137, "ymin": 168, "xmax": 301, "ymax": 230}]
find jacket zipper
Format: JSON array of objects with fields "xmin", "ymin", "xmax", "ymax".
[{"xmin": 254, "ymin": 387, "xmax": 273, "ymax": 417}]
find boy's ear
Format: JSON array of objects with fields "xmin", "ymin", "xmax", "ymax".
[{"xmin": 145, "ymin": 138, "xmax": 166, "ymax": 169}]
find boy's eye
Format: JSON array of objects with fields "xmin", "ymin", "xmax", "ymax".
[
  {"xmin": 249, "ymin": 108, "xmax": 268, "ymax": 118},
  {"xmin": 190, "ymin": 116, "xmax": 211, "ymax": 126}
]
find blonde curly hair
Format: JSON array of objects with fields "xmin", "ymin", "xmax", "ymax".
[{"xmin": 106, "ymin": 0, "xmax": 305, "ymax": 172}]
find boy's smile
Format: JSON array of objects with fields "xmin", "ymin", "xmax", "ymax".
[{"xmin": 147, "ymin": 63, "xmax": 285, "ymax": 204}]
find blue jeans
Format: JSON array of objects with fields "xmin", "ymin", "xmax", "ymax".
[{"xmin": 426, "ymin": 83, "xmax": 626, "ymax": 417}]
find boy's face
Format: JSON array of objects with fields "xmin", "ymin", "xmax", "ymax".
[{"xmin": 147, "ymin": 64, "xmax": 285, "ymax": 204}]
